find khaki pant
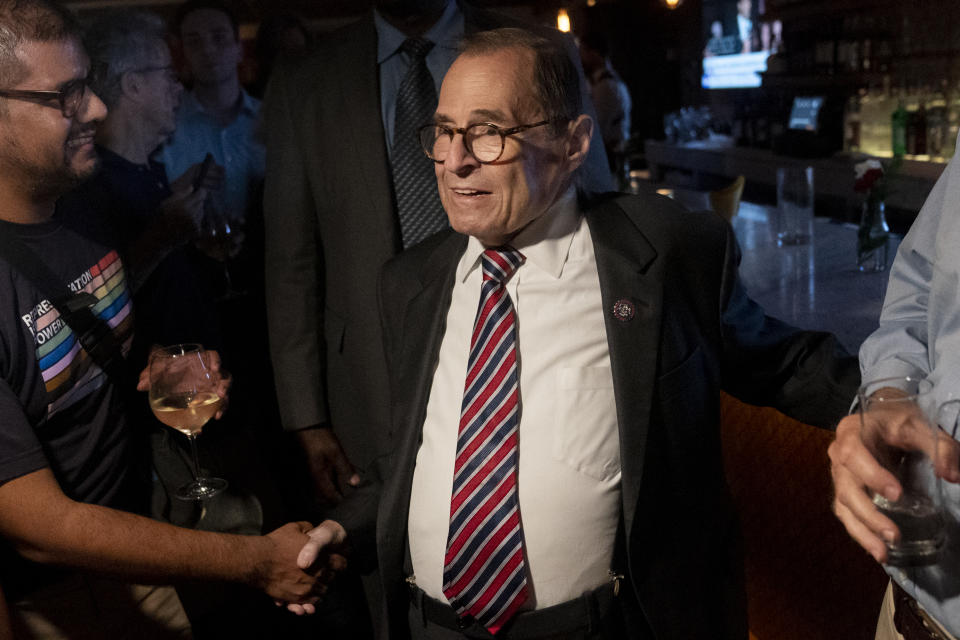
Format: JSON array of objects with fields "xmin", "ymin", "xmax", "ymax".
[
  {"xmin": 11, "ymin": 573, "xmax": 191, "ymax": 640},
  {"xmin": 876, "ymin": 581, "xmax": 958, "ymax": 640}
]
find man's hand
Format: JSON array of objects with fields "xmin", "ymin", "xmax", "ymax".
[
  {"xmin": 828, "ymin": 402, "xmax": 960, "ymax": 563},
  {"xmin": 171, "ymin": 160, "xmax": 225, "ymax": 195},
  {"xmin": 252, "ymin": 521, "xmax": 328, "ymax": 605},
  {"xmin": 829, "ymin": 413, "xmax": 901, "ymax": 563},
  {"xmin": 295, "ymin": 427, "xmax": 360, "ymax": 505},
  {"xmin": 282, "ymin": 519, "xmax": 348, "ymax": 615},
  {"xmin": 137, "ymin": 347, "xmax": 232, "ymax": 420}
]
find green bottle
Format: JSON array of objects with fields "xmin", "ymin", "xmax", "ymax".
[{"xmin": 892, "ymin": 95, "xmax": 908, "ymax": 157}]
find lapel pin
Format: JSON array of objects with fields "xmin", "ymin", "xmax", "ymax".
[{"xmin": 611, "ymin": 298, "xmax": 635, "ymax": 322}]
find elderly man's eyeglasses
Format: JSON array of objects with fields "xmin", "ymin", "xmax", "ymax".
[
  {"xmin": 419, "ymin": 120, "xmax": 554, "ymax": 164},
  {"xmin": 0, "ymin": 78, "xmax": 88, "ymax": 118}
]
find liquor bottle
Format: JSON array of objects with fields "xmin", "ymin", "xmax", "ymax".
[
  {"xmin": 859, "ymin": 87, "xmax": 876, "ymax": 154},
  {"xmin": 875, "ymin": 75, "xmax": 893, "ymax": 157},
  {"xmin": 892, "ymin": 91, "xmax": 908, "ymax": 158},
  {"xmin": 915, "ymin": 87, "xmax": 928, "ymax": 156},
  {"xmin": 905, "ymin": 86, "xmax": 925, "ymax": 157},
  {"xmin": 946, "ymin": 79, "xmax": 960, "ymax": 159},
  {"xmin": 843, "ymin": 93, "xmax": 861, "ymax": 152},
  {"xmin": 927, "ymin": 82, "xmax": 947, "ymax": 160}
]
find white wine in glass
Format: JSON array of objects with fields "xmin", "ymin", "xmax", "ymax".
[{"xmin": 149, "ymin": 344, "xmax": 228, "ymax": 500}]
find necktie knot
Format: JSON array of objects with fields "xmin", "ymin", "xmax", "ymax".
[
  {"xmin": 481, "ymin": 248, "xmax": 525, "ymax": 285},
  {"xmin": 400, "ymin": 37, "xmax": 434, "ymax": 60}
]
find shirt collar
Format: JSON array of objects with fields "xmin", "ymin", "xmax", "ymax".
[
  {"xmin": 375, "ymin": 0, "xmax": 461, "ymax": 65},
  {"xmin": 458, "ymin": 186, "xmax": 581, "ymax": 283},
  {"xmin": 181, "ymin": 88, "xmax": 259, "ymax": 119}
]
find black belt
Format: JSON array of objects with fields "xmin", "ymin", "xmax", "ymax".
[
  {"xmin": 409, "ymin": 580, "xmax": 619, "ymax": 639},
  {"xmin": 893, "ymin": 582, "xmax": 954, "ymax": 640}
]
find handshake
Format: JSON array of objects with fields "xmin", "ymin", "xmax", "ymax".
[{"xmin": 264, "ymin": 519, "xmax": 349, "ymax": 615}]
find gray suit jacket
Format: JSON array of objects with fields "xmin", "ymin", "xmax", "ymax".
[
  {"xmin": 364, "ymin": 191, "xmax": 859, "ymax": 639},
  {"xmin": 263, "ymin": 3, "xmax": 613, "ymax": 468}
]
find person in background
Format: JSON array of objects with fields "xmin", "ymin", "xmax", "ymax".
[
  {"xmin": 249, "ymin": 12, "xmax": 311, "ymax": 99},
  {"xmin": 161, "ymin": 0, "xmax": 263, "ymax": 229},
  {"xmin": 299, "ymin": 26, "xmax": 858, "ymax": 639},
  {"xmin": 0, "ymin": 1, "xmax": 339, "ymax": 637},
  {"xmin": 830, "ymin": 143, "xmax": 960, "ymax": 639},
  {"xmin": 736, "ymin": 0, "xmax": 756, "ymax": 54},
  {"xmin": 59, "ymin": 9, "xmax": 222, "ymax": 360},
  {"xmin": 578, "ymin": 31, "xmax": 631, "ymax": 180}
]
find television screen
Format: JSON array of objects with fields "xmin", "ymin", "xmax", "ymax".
[
  {"xmin": 701, "ymin": 0, "xmax": 781, "ymax": 89},
  {"xmin": 788, "ymin": 97, "xmax": 824, "ymax": 132}
]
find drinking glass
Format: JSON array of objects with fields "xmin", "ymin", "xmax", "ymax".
[
  {"xmin": 149, "ymin": 344, "xmax": 228, "ymax": 501},
  {"xmin": 776, "ymin": 166, "xmax": 814, "ymax": 246},
  {"xmin": 860, "ymin": 376, "xmax": 943, "ymax": 566},
  {"xmin": 198, "ymin": 206, "xmax": 244, "ymax": 300}
]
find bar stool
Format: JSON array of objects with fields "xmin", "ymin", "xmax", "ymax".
[{"xmin": 709, "ymin": 175, "xmax": 745, "ymax": 221}]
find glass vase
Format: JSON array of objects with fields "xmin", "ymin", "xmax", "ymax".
[{"xmin": 857, "ymin": 199, "xmax": 890, "ymax": 272}]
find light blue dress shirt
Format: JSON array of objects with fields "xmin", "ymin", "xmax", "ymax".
[
  {"xmin": 374, "ymin": 0, "xmax": 463, "ymax": 160},
  {"xmin": 159, "ymin": 89, "xmax": 265, "ymax": 223},
  {"xmin": 860, "ymin": 139, "xmax": 960, "ymax": 636}
]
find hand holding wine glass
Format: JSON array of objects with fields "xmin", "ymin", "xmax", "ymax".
[{"xmin": 148, "ymin": 344, "xmax": 229, "ymax": 500}]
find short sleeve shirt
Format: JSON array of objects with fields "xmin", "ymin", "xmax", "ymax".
[{"xmin": 0, "ymin": 214, "xmax": 135, "ymax": 507}]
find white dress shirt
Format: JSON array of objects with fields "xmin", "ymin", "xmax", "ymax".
[{"xmin": 408, "ymin": 189, "xmax": 622, "ymax": 608}]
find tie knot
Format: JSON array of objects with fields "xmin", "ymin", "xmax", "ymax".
[
  {"xmin": 400, "ymin": 37, "xmax": 434, "ymax": 60},
  {"xmin": 481, "ymin": 248, "xmax": 525, "ymax": 284}
]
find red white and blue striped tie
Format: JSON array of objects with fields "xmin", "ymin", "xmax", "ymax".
[{"xmin": 443, "ymin": 247, "xmax": 528, "ymax": 634}]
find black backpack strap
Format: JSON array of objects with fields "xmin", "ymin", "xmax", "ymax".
[{"xmin": 0, "ymin": 230, "xmax": 128, "ymax": 384}]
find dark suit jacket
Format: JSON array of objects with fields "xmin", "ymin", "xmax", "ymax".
[
  {"xmin": 263, "ymin": 3, "xmax": 613, "ymax": 469},
  {"xmin": 360, "ymin": 191, "xmax": 859, "ymax": 639}
]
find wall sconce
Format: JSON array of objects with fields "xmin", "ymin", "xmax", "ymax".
[
  {"xmin": 587, "ymin": 0, "xmax": 597, "ymax": 6},
  {"xmin": 662, "ymin": 0, "xmax": 683, "ymax": 8},
  {"xmin": 557, "ymin": 8, "xmax": 571, "ymax": 33}
]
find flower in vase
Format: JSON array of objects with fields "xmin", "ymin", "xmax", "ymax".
[
  {"xmin": 854, "ymin": 159, "xmax": 885, "ymax": 204},
  {"xmin": 854, "ymin": 158, "xmax": 893, "ymax": 270}
]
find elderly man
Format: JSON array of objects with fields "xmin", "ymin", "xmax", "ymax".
[
  {"xmin": 0, "ymin": 1, "xmax": 338, "ymax": 636},
  {"xmin": 59, "ymin": 10, "xmax": 223, "ymax": 357},
  {"xmin": 303, "ymin": 27, "xmax": 857, "ymax": 639},
  {"xmin": 263, "ymin": 0, "xmax": 614, "ymax": 510}
]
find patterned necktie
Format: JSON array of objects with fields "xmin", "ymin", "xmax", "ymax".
[
  {"xmin": 443, "ymin": 248, "xmax": 528, "ymax": 634},
  {"xmin": 392, "ymin": 37, "xmax": 448, "ymax": 249}
]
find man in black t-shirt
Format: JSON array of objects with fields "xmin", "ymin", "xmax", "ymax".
[{"xmin": 0, "ymin": 1, "xmax": 343, "ymax": 636}]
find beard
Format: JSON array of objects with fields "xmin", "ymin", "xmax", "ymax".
[
  {"xmin": 26, "ymin": 157, "xmax": 99, "ymax": 201},
  {"xmin": 15, "ymin": 125, "xmax": 101, "ymax": 201}
]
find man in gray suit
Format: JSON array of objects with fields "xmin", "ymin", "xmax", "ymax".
[
  {"xmin": 262, "ymin": 0, "xmax": 612, "ymax": 508},
  {"xmin": 300, "ymin": 27, "xmax": 857, "ymax": 639}
]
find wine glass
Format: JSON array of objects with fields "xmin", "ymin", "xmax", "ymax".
[
  {"xmin": 149, "ymin": 344, "xmax": 228, "ymax": 501},
  {"xmin": 199, "ymin": 202, "xmax": 245, "ymax": 300}
]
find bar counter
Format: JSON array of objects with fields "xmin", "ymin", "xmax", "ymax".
[{"xmin": 667, "ymin": 190, "xmax": 901, "ymax": 353}]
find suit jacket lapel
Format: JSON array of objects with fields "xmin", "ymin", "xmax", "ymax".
[
  {"xmin": 377, "ymin": 234, "xmax": 467, "ymax": 593},
  {"xmin": 585, "ymin": 197, "xmax": 662, "ymax": 540}
]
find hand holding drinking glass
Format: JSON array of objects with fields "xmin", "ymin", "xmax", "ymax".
[
  {"xmin": 856, "ymin": 377, "xmax": 960, "ymax": 566},
  {"xmin": 148, "ymin": 343, "xmax": 229, "ymax": 500}
]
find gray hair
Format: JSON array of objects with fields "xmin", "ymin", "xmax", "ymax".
[
  {"xmin": 459, "ymin": 27, "xmax": 581, "ymax": 136},
  {"xmin": 0, "ymin": 0, "xmax": 80, "ymax": 93},
  {"xmin": 84, "ymin": 10, "xmax": 168, "ymax": 109}
]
